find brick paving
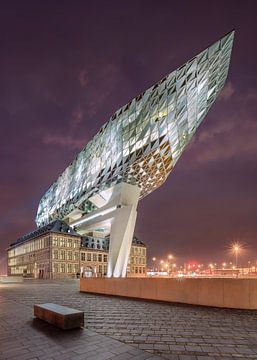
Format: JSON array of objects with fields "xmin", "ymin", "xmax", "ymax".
[{"xmin": 1, "ymin": 280, "xmax": 257, "ymax": 360}]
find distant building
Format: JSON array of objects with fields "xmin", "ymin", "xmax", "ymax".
[
  {"xmin": 7, "ymin": 220, "xmax": 146, "ymax": 279},
  {"xmin": 80, "ymin": 233, "xmax": 146, "ymax": 277}
]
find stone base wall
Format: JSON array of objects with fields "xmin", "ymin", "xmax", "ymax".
[{"xmin": 80, "ymin": 277, "xmax": 257, "ymax": 309}]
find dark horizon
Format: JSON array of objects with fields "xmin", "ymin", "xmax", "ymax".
[{"xmin": 0, "ymin": 0, "xmax": 257, "ymax": 273}]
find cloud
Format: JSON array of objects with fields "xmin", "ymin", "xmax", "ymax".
[
  {"xmin": 71, "ymin": 105, "xmax": 84, "ymax": 128},
  {"xmin": 218, "ymin": 81, "xmax": 235, "ymax": 101},
  {"xmin": 77, "ymin": 64, "xmax": 120, "ymax": 118},
  {"xmin": 78, "ymin": 69, "xmax": 89, "ymax": 88},
  {"xmin": 187, "ymin": 88, "xmax": 257, "ymax": 165},
  {"xmin": 42, "ymin": 133, "xmax": 86, "ymax": 150}
]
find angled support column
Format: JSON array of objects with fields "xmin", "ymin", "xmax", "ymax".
[
  {"xmin": 107, "ymin": 183, "xmax": 140, "ymax": 278},
  {"xmin": 70, "ymin": 182, "xmax": 140, "ymax": 278}
]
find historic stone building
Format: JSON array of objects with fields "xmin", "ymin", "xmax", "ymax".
[
  {"xmin": 7, "ymin": 220, "xmax": 146, "ymax": 279},
  {"xmin": 80, "ymin": 234, "xmax": 146, "ymax": 277}
]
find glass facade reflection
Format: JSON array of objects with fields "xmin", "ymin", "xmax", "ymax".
[{"xmin": 36, "ymin": 31, "xmax": 234, "ymax": 227}]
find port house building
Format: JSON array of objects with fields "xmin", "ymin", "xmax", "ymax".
[{"xmin": 7, "ymin": 220, "xmax": 146, "ymax": 279}]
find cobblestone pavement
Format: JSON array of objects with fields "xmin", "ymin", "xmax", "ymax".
[{"xmin": 1, "ymin": 280, "xmax": 257, "ymax": 360}]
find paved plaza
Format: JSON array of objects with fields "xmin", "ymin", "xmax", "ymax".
[{"xmin": 1, "ymin": 280, "xmax": 257, "ymax": 360}]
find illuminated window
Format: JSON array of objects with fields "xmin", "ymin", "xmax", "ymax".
[
  {"xmin": 104, "ymin": 265, "xmax": 107, "ymax": 275},
  {"xmin": 60, "ymin": 263, "xmax": 65, "ymax": 273},
  {"xmin": 60, "ymin": 238, "xmax": 65, "ymax": 247},
  {"xmin": 67, "ymin": 264, "xmax": 72, "ymax": 273},
  {"xmin": 53, "ymin": 263, "xmax": 59, "ymax": 273}
]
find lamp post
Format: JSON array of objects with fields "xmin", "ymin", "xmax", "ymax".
[
  {"xmin": 233, "ymin": 245, "xmax": 240, "ymax": 268},
  {"xmin": 167, "ymin": 254, "xmax": 173, "ymax": 276},
  {"xmin": 152, "ymin": 257, "xmax": 156, "ymax": 272}
]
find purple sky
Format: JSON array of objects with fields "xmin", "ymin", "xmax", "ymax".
[{"xmin": 0, "ymin": 0, "xmax": 257, "ymax": 273}]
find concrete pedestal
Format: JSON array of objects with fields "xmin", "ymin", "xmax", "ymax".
[{"xmin": 80, "ymin": 277, "xmax": 257, "ymax": 309}]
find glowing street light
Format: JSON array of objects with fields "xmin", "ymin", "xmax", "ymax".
[
  {"xmin": 152, "ymin": 257, "xmax": 157, "ymax": 272},
  {"xmin": 232, "ymin": 243, "xmax": 241, "ymax": 268},
  {"xmin": 168, "ymin": 254, "xmax": 173, "ymax": 260}
]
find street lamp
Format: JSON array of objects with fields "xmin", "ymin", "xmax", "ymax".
[
  {"xmin": 152, "ymin": 257, "xmax": 157, "ymax": 272},
  {"xmin": 233, "ymin": 244, "xmax": 241, "ymax": 268}
]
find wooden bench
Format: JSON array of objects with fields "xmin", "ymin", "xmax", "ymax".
[{"xmin": 34, "ymin": 303, "xmax": 84, "ymax": 330}]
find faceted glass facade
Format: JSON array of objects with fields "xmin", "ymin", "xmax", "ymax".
[{"xmin": 36, "ymin": 32, "xmax": 234, "ymax": 227}]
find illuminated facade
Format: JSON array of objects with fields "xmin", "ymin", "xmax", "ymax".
[
  {"xmin": 35, "ymin": 32, "xmax": 234, "ymax": 277},
  {"xmin": 80, "ymin": 235, "xmax": 146, "ymax": 278},
  {"xmin": 7, "ymin": 221, "xmax": 146, "ymax": 279}
]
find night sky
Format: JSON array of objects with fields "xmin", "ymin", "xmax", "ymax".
[{"xmin": 0, "ymin": 0, "xmax": 257, "ymax": 274}]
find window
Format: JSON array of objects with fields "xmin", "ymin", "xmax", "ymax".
[
  {"xmin": 142, "ymin": 267, "xmax": 145, "ymax": 273},
  {"xmin": 98, "ymin": 254, "xmax": 102, "ymax": 262},
  {"xmin": 52, "ymin": 238, "xmax": 58, "ymax": 247},
  {"xmin": 81, "ymin": 253, "xmax": 85, "ymax": 261},
  {"xmin": 53, "ymin": 263, "xmax": 59, "ymax": 273},
  {"xmin": 104, "ymin": 265, "xmax": 107, "ymax": 275},
  {"xmin": 67, "ymin": 264, "xmax": 72, "ymax": 273},
  {"xmin": 139, "ymin": 267, "xmax": 142, "ymax": 274},
  {"xmin": 75, "ymin": 264, "xmax": 79, "ymax": 272},
  {"xmin": 87, "ymin": 253, "xmax": 91, "ymax": 261},
  {"xmin": 99, "ymin": 265, "xmax": 102, "ymax": 274},
  {"xmin": 60, "ymin": 238, "xmax": 65, "ymax": 247},
  {"xmin": 53, "ymin": 250, "xmax": 58, "ymax": 260},
  {"xmin": 60, "ymin": 263, "xmax": 66, "ymax": 273},
  {"xmin": 103, "ymin": 254, "xmax": 107, "ymax": 263},
  {"xmin": 74, "ymin": 252, "xmax": 79, "ymax": 261},
  {"xmin": 135, "ymin": 267, "xmax": 138, "ymax": 274},
  {"xmin": 68, "ymin": 239, "xmax": 72, "ymax": 247},
  {"xmin": 93, "ymin": 254, "xmax": 97, "ymax": 262},
  {"xmin": 67, "ymin": 251, "xmax": 72, "ymax": 260},
  {"xmin": 60, "ymin": 250, "xmax": 66, "ymax": 260}
]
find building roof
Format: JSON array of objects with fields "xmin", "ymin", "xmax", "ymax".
[
  {"xmin": 9, "ymin": 219, "xmax": 145, "ymax": 250},
  {"xmin": 9, "ymin": 220, "xmax": 80, "ymax": 248},
  {"xmin": 132, "ymin": 236, "xmax": 146, "ymax": 247},
  {"xmin": 80, "ymin": 234, "xmax": 146, "ymax": 250}
]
